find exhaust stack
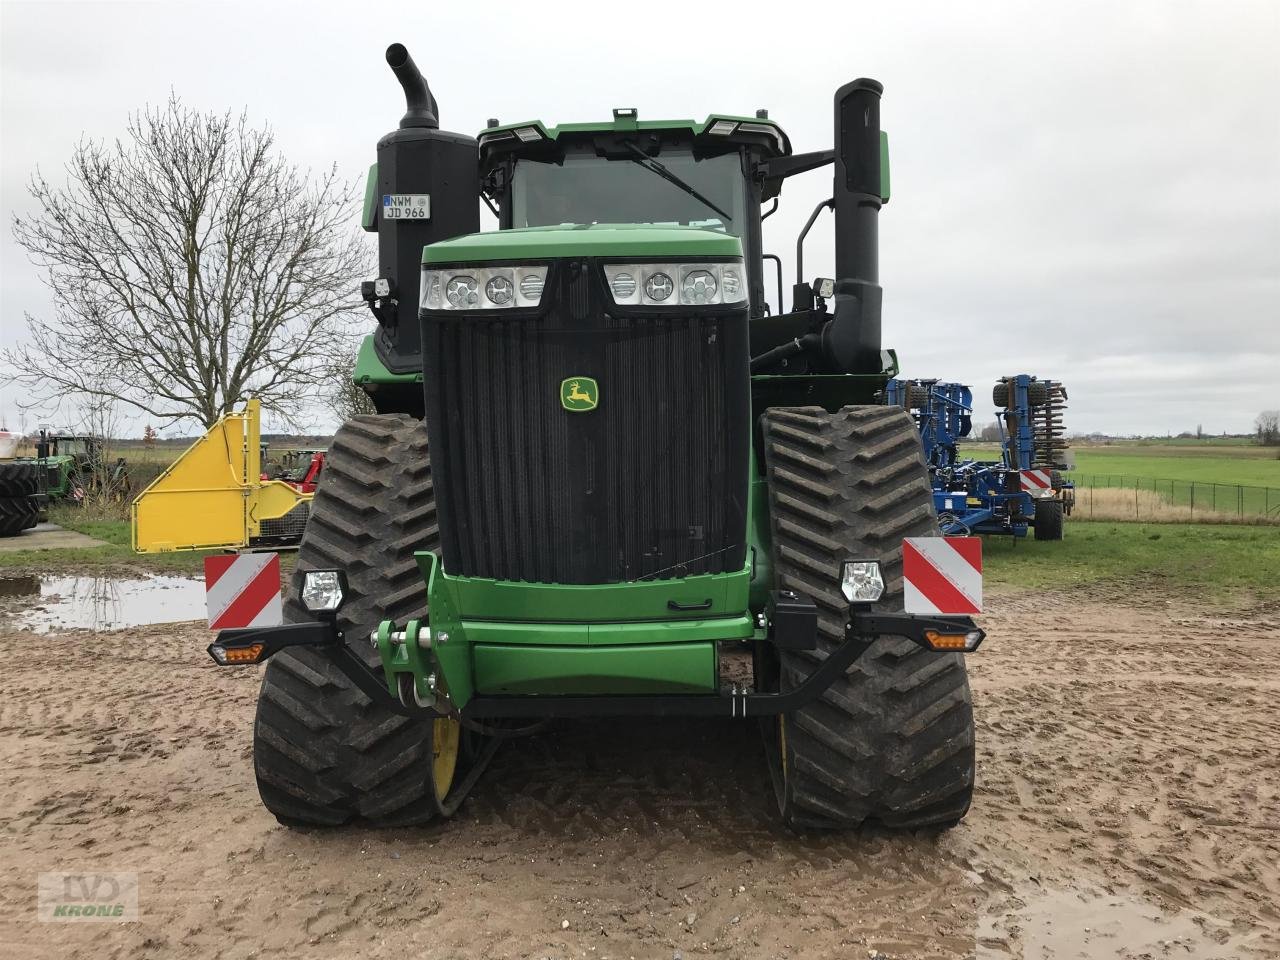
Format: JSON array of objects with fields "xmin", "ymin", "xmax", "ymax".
[
  {"xmin": 365, "ymin": 43, "xmax": 479, "ymax": 392},
  {"xmin": 385, "ymin": 43, "xmax": 439, "ymax": 129}
]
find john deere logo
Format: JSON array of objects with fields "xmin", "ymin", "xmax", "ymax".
[{"xmin": 560, "ymin": 377, "xmax": 598, "ymax": 412}]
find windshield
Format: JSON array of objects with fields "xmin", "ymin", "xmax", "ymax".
[{"xmin": 510, "ymin": 149, "xmax": 746, "ymax": 237}]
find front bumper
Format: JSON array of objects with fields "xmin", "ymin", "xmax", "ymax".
[{"xmin": 210, "ymin": 605, "xmax": 983, "ymax": 720}]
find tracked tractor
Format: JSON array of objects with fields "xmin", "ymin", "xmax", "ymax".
[{"xmin": 211, "ymin": 44, "xmax": 984, "ymax": 830}]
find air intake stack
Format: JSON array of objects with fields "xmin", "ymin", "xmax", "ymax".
[
  {"xmin": 368, "ymin": 43, "xmax": 479, "ymax": 373},
  {"xmin": 821, "ymin": 79, "xmax": 885, "ymax": 375}
]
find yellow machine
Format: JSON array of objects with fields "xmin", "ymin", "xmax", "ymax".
[{"xmin": 132, "ymin": 400, "xmax": 312, "ymax": 553}]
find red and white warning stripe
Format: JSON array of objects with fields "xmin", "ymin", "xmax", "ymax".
[
  {"xmin": 1020, "ymin": 469, "xmax": 1053, "ymax": 495},
  {"xmin": 903, "ymin": 537, "xmax": 982, "ymax": 615},
  {"xmin": 204, "ymin": 553, "xmax": 283, "ymax": 629}
]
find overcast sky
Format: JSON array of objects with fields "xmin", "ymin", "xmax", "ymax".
[{"xmin": 2, "ymin": 0, "xmax": 1277, "ymax": 436}]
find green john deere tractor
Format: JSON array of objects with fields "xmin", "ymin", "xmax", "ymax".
[
  {"xmin": 17, "ymin": 430, "xmax": 129, "ymax": 506},
  {"xmin": 211, "ymin": 43, "xmax": 984, "ymax": 830}
]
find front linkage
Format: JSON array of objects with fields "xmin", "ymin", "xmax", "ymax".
[{"xmin": 210, "ymin": 583, "xmax": 983, "ymax": 722}]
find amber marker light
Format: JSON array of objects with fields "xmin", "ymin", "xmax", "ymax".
[{"xmin": 922, "ymin": 629, "xmax": 985, "ymax": 652}]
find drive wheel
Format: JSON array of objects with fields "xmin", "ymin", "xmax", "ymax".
[
  {"xmin": 0, "ymin": 463, "xmax": 39, "ymax": 498},
  {"xmin": 252, "ymin": 413, "xmax": 476, "ymax": 827},
  {"xmin": 761, "ymin": 405, "xmax": 976, "ymax": 830},
  {"xmin": 0, "ymin": 495, "xmax": 39, "ymax": 537},
  {"xmin": 1034, "ymin": 498, "xmax": 1064, "ymax": 541}
]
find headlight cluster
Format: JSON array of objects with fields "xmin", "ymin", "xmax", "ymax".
[
  {"xmin": 604, "ymin": 260, "xmax": 747, "ymax": 307},
  {"xmin": 421, "ymin": 265, "xmax": 548, "ymax": 310}
]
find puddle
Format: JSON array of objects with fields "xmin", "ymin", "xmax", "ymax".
[
  {"xmin": 0, "ymin": 574, "xmax": 40, "ymax": 598},
  {"xmin": 977, "ymin": 885, "xmax": 1246, "ymax": 958},
  {"xmin": 2, "ymin": 575, "xmax": 206, "ymax": 633}
]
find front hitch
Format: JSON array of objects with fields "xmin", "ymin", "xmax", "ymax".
[{"xmin": 208, "ymin": 592, "xmax": 983, "ymax": 721}]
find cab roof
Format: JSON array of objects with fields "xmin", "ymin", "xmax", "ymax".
[{"xmin": 477, "ymin": 112, "xmax": 792, "ymax": 165}]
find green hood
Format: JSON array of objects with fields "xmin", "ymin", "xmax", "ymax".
[{"xmin": 421, "ymin": 224, "xmax": 742, "ymax": 266}]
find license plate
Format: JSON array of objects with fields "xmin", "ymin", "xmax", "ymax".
[{"xmin": 382, "ymin": 194, "xmax": 431, "ymax": 220}]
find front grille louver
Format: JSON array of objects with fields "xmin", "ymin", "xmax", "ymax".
[{"xmin": 422, "ymin": 261, "xmax": 749, "ymax": 585}]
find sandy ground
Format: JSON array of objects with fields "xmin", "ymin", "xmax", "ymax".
[{"xmin": 1, "ymin": 587, "xmax": 1278, "ymax": 960}]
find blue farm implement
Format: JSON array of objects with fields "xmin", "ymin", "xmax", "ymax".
[{"xmin": 887, "ymin": 375, "xmax": 1074, "ymax": 540}]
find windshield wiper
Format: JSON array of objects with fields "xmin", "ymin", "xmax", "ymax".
[{"xmin": 621, "ymin": 141, "xmax": 733, "ymax": 223}]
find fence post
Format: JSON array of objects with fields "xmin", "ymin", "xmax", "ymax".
[
  {"xmin": 1239, "ymin": 484, "xmax": 1243, "ymax": 519},
  {"xmin": 1190, "ymin": 482, "xmax": 1195, "ymax": 519}
]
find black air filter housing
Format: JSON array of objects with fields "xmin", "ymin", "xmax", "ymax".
[
  {"xmin": 373, "ymin": 126, "xmax": 480, "ymax": 375},
  {"xmin": 421, "ymin": 259, "xmax": 750, "ymax": 585}
]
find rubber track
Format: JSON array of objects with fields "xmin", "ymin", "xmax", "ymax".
[
  {"xmin": 0, "ymin": 495, "xmax": 39, "ymax": 537},
  {"xmin": 252, "ymin": 414, "xmax": 444, "ymax": 827},
  {"xmin": 0, "ymin": 463, "xmax": 39, "ymax": 498},
  {"xmin": 762, "ymin": 405, "xmax": 976, "ymax": 830}
]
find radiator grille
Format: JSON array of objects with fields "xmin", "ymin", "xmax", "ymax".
[{"xmin": 423, "ymin": 262, "xmax": 749, "ymax": 584}]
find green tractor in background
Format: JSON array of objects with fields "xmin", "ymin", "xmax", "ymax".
[
  {"xmin": 211, "ymin": 44, "xmax": 983, "ymax": 830},
  {"xmin": 20, "ymin": 430, "xmax": 130, "ymax": 506}
]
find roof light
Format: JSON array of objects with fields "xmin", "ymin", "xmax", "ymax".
[
  {"xmin": 708, "ymin": 119, "xmax": 738, "ymax": 136},
  {"xmin": 613, "ymin": 107, "xmax": 638, "ymax": 120},
  {"xmin": 514, "ymin": 125, "xmax": 543, "ymax": 143},
  {"xmin": 736, "ymin": 121, "xmax": 786, "ymax": 153}
]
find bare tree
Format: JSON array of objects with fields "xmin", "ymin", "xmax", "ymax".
[
  {"xmin": 978, "ymin": 420, "xmax": 1003, "ymax": 442},
  {"xmin": 1257, "ymin": 410, "xmax": 1280, "ymax": 446},
  {"xmin": 6, "ymin": 96, "xmax": 371, "ymax": 428},
  {"xmin": 325, "ymin": 345, "xmax": 378, "ymax": 422},
  {"xmin": 75, "ymin": 392, "xmax": 132, "ymax": 504}
]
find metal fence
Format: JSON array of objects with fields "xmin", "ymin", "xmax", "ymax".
[{"xmin": 1067, "ymin": 474, "xmax": 1280, "ymax": 523}]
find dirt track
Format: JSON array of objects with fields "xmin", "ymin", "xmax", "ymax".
[{"xmin": 1, "ymin": 588, "xmax": 1278, "ymax": 960}]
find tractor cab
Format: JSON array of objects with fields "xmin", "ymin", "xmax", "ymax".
[
  {"xmin": 476, "ymin": 113, "xmax": 789, "ymax": 316},
  {"xmin": 34, "ymin": 430, "xmax": 99, "ymax": 464}
]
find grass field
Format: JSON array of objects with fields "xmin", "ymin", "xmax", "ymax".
[
  {"xmin": 959, "ymin": 439, "xmax": 1280, "ymax": 518},
  {"xmin": 982, "ymin": 520, "xmax": 1280, "ymax": 606}
]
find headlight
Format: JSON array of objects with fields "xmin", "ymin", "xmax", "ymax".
[
  {"xmin": 604, "ymin": 260, "xmax": 747, "ymax": 307},
  {"xmin": 840, "ymin": 560, "xmax": 884, "ymax": 603},
  {"xmin": 421, "ymin": 265, "xmax": 548, "ymax": 310},
  {"xmin": 445, "ymin": 275, "xmax": 479, "ymax": 308},
  {"xmin": 609, "ymin": 272, "xmax": 637, "ymax": 299},
  {"xmin": 681, "ymin": 269, "xmax": 717, "ymax": 304},
  {"xmin": 519, "ymin": 273, "xmax": 545, "ymax": 301},
  {"xmin": 644, "ymin": 272, "xmax": 674, "ymax": 301},
  {"xmin": 485, "ymin": 275, "xmax": 513, "ymax": 305},
  {"xmin": 302, "ymin": 570, "xmax": 347, "ymax": 613}
]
